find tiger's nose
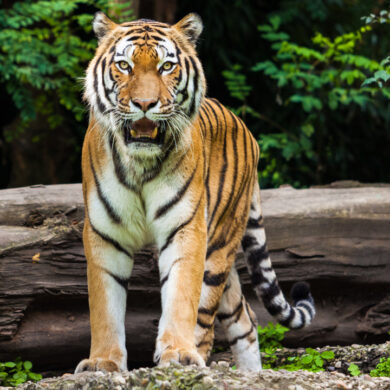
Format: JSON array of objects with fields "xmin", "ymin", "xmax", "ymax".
[{"xmin": 132, "ymin": 98, "xmax": 158, "ymax": 112}]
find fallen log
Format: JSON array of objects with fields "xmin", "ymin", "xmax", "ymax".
[{"xmin": 0, "ymin": 183, "xmax": 389, "ymax": 372}]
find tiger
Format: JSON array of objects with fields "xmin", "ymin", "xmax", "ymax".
[{"xmin": 75, "ymin": 12, "xmax": 315, "ymax": 373}]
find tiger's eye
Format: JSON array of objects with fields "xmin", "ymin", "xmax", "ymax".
[
  {"xmin": 161, "ymin": 62, "xmax": 174, "ymax": 71},
  {"xmin": 118, "ymin": 61, "xmax": 130, "ymax": 71}
]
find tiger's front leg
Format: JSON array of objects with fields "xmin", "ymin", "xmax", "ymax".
[
  {"xmin": 75, "ymin": 219, "xmax": 133, "ymax": 373},
  {"xmin": 154, "ymin": 197, "xmax": 207, "ymax": 367}
]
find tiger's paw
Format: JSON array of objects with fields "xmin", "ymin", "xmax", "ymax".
[
  {"xmin": 74, "ymin": 358, "xmax": 120, "ymax": 373},
  {"xmin": 157, "ymin": 348, "xmax": 206, "ymax": 367}
]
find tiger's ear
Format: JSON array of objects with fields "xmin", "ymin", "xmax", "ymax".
[
  {"xmin": 93, "ymin": 12, "xmax": 117, "ymax": 42},
  {"xmin": 173, "ymin": 13, "xmax": 203, "ymax": 46}
]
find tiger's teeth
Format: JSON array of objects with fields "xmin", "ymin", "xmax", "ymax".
[
  {"xmin": 130, "ymin": 129, "xmax": 137, "ymax": 138},
  {"xmin": 151, "ymin": 127, "xmax": 158, "ymax": 139}
]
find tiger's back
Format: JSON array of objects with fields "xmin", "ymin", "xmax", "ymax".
[{"xmin": 77, "ymin": 13, "xmax": 315, "ymax": 374}]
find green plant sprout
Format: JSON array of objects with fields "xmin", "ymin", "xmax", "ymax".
[
  {"xmin": 0, "ymin": 358, "xmax": 42, "ymax": 387},
  {"xmin": 348, "ymin": 363, "xmax": 361, "ymax": 377},
  {"xmin": 370, "ymin": 357, "xmax": 390, "ymax": 377}
]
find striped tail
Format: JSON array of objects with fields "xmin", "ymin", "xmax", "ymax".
[{"xmin": 242, "ymin": 184, "xmax": 315, "ymax": 329}]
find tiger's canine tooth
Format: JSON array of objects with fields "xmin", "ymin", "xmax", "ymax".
[
  {"xmin": 130, "ymin": 129, "xmax": 137, "ymax": 138},
  {"xmin": 151, "ymin": 127, "xmax": 158, "ymax": 139}
]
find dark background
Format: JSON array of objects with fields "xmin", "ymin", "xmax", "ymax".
[{"xmin": 0, "ymin": 0, "xmax": 389, "ymax": 189}]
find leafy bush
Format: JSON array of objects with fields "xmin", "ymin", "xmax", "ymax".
[
  {"xmin": 370, "ymin": 357, "xmax": 390, "ymax": 377},
  {"xmin": 223, "ymin": 12, "xmax": 390, "ymax": 188},
  {"xmin": 0, "ymin": 0, "xmax": 133, "ymax": 140},
  {"xmin": 0, "ymin": 358, "xmax": 42, "ymax": 387},
  {"xmin": 278, "ymin": 348, "xmax": 335, "ymax": 372},
  {"xmin": 257, "ymin": 322, "xmax": 289, "ymax": 352}
]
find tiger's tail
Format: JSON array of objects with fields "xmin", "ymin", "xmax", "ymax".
[{"xmin": 242, "ymin": 183, "xmax": 315, "ymax": 329}]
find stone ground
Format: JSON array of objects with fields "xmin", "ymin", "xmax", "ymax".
[
  {"xmin": 4, "ymin": 362, "xmax": 390, "ymax": 390},
  {"xmin": 1, "ymin": 343, "xmax": 389, "ymax": 389}
]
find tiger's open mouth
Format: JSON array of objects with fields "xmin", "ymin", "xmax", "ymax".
[{"xmin": 124, "ymin": 118, "xmax": 165, "ymax": 145}]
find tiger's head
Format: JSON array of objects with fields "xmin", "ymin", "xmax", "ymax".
[{"xmin": 85, "ymin": 12, "xmax": 206, "ymax": 159}]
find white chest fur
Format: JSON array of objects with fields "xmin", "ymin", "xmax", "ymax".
[{"xmin": 87, "ymin": 137, "xmax": 196, "ymax": 255}]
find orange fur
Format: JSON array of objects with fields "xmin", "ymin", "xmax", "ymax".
[{"xmin": 76, "ymin": 12, "xmax": 314, "ymax": 374}]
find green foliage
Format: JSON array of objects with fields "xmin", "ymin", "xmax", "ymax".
[
  {"xmin": 0, "ymin": 0, "xmax": 133, "ymax": 140},
  {"xmin": 0, "ymin": 358, "xmax": 42, "ymax": 387},
  {"xmin": 361, "ymin": 10, "xmax": 390, "ymax": 89},
  {"xmin": 256, "ymin": 323, "xmax": 337, "ymax": 373},
  {"xmin": 277, "ymin": 348, "xmax": 335, "ymax": 373},
  {"xmin": 348, "ymin": 363, "xmax": 361, "ymax": 376},
  {"xmin": 257, "ymin": 322, "xmax": 289, "ymax": 369},
  {"xmin": 370, "ymin": 357, "xmax": 390, "ymax": 377},
  {"xmin": 222, "ymin": 64, "xmax": 260, "ymax": 121},
  {"xmin": 258, "ymin": 322, "xmax": 289, "ymax": 352},
  {"xmin": 223, "ymin": 12, "xmax": 390, "ymax": 188}
]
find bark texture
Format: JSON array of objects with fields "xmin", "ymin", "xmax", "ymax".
[{"xmin": 0, "ymin": 183, "xmax": 389, "ymax": 371}]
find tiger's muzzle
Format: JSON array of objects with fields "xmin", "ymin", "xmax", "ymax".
[{"xmin": 123, "ymin": 118, "xmax": 166, "ymax": 146}]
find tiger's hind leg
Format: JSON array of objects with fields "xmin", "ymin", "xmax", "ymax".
[
  {"xmin": 217, "ymin": 266, "xmax": 261, "ymax": 371},
  {"xmin": 194, "ymin": 250, "xmax": 237, "ymax": 363}
]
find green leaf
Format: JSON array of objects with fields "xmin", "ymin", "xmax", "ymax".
[
  {"xmin": 23, "ymin": 361, "xmax": 33, "ymax": 370},
  {"xmin": 4, "ymin": 362, "xmax": 16, "ymax": 368},
  {"xmin": 320, "ymin": 351, "xmax": 335, "ymax": 360},
  {"xmin": 315, "ymin": 356, "xmax": 324, "ymax": 367},
  {"xmin": 348, "ymin": 363, "xmax": 361, "ymax": 376},
  {"xmin": 301, "ymin": 355, "xmax": 313, "ymax": 365},
  {"xmin": 374, "ymin": 70, "xmax": 390, "ymax": 83},
  {"xmin": 269, "ymin": 15, "xmax": 281, "ymax": 31}
]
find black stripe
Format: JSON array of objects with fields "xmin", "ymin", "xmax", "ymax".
[
  {"xmin": 206, "ymin": 237, "xmax": 227, "ymax": 259},
  {"xmin": 251, "ymin": 271, "xmax": 263, "ymax": 285},
  {"xmin": 241, "ymin": 235, "xmax": 257, "ymax": 251},
  {"xmin": 89, "ymin": 146, "xmax": 121, "ymax": 224},
  {"xmin": 160, "ymin": 274, "xmax": 169, "ymax": 288},
  {"xmin": 89, "ymin": 221, "xmax": 131, "ymax": 258},
  {"xmin": 207, "ymin": 103, "xmax": 227, "ymax": 231},
  {"xmin": 109, "ymin": 133, "xmax": 138, "ymax": 192},
  {"xmin": 297, "ymin": 301, "xmax": 314, "ymax": 319},
  {"xmin": 197, "ymin": 318, "xmax": 213, "ymax": 329},
  {"xmin": 248, "ymin": 243, "xmax": 269, "ymax": 264},
  {"xmin": 93, "ymin": 56, "xmax": 106, "ymax": 113},
  {"xmin": 280, "ymin": 306, "xmax": 295, "ymax": 327},
  {"xmin": 198, "ymin": 106, "xmax": 212, "ymax": 210},
  {"xmin": 297, "ymin": 308, "xmax": 305, "ymax": 328},
  {"xmin": 247, "ymin": 244, "xmax": 269, "ymax": 269},
  {"xmin": 198, "ymin": 302, "xmax": 219, "ymax": 316},
  {"xmin": 228, "ymin": 324, "xmax": 254, "ymax": 346},
  {"xmin": 245, "ymin": 301, "xmax": 257, "ymax": 328},
  {"xmin": 247, "ymin": 217, "xmax": 263, "ymax": 229},
  {"xmin": 126, "ymin": 35, "xmax": 142, "ymax": 41},
  {"xmin": 159, "ymin": 196, "xmax": 202, "ymax": 253},
  {"xmin": 196, "ymin": 340, "xmax": 212, "ymax": 348},
  {"xmin": 188, "ymin": 57, "xmax": 199, "ymax": 117},
  {"xmin": 159, "ymin": 257, "xmax": 183, "ymax": 288},
  {"xmin": 218, "ymin": 298, "xmax": 243, "ymax": 321},
  {"xmin": 259, "ymin": 280, "xmax": 284, "ymax": 315},
  {"xmin": 203, "ymin": 270, "xmax": 227, "ymax": 286},
  {"xmin": 101, "ymin": 57, "xmax": 113, "ymax": 106},
  {"xmin": 155, "ymin": 164, "xmax": 197, "ymax": 219},
  {"xmin": 208, "ymin": 103, "xmax": 237, "ymax": 243},
  {"xmin": 178, "ymin": 58, "xmax": 190, "ymax": 103},
  {"xmin": 104, "ymin": 269, "xmax": 129, "ymax": 291}
]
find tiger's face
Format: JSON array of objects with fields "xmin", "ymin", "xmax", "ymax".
[{"xmin": 85, "ymin": 13, "xmax": 206, "ymax": 159}]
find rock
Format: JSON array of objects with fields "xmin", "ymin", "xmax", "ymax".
[{"xmin": 13, "ymin": 364, "xmax": 390, "ymax": 390}]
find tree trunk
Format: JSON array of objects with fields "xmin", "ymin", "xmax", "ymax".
[{"xmin": 0, "ymin": 182, "xmax": 389, "ymax": 371}]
